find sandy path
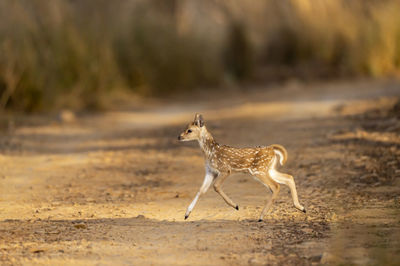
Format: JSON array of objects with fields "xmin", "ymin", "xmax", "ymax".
[{"xmin": 0, "ymin": 80, "xmax": 399, "ymax": 265}]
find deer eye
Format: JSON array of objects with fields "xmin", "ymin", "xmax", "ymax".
[{"xmin": 187, "ymin": 129, "xmax": 192, "ymax": 133}]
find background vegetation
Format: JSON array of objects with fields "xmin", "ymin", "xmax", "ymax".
[{"xmin": 1, "ymin": 0, "xmax": 399, "ymax": 112}]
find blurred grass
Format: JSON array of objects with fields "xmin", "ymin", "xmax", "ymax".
[{"xmin": 0, "ymin": 0, "xmax": 399, "ymax": 112}]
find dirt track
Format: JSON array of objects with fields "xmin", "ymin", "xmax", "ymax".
[{"xmin": 1, "ymin": 80, "xmax": 400, "ymax": 265}]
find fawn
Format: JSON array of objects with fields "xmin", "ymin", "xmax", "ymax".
[{"xmin": 178, "ymin": 114, "xmax": 306, "ymax": 221}]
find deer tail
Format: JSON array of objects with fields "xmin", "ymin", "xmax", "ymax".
[{"xmin": 271, "ymin": 144, "xmax": 288, "ymax": 166}]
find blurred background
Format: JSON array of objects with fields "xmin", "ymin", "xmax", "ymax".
[{"xmin": 1, "ymin": 0, "xmax": 399, "ymax": 112}]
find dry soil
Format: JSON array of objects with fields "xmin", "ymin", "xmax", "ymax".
[{"xmin": 1, "ymin": 80, "xmax": 400, "ymax": 265}]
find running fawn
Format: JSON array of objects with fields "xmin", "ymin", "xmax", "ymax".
[{"xmin": 178, "ymin": 114, "xmax": 306, "ymax": 221}]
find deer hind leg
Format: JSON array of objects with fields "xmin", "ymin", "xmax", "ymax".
[
  {"xmin": 268, "ymin": 168, "xmax": 306, "ymax": 213},
  {"xmin": 213, "ymin": 172, "xmax": 239, "ymax": 210},
  {"xmin": 185, "ymin": 169, "xmax": 215, "ymax": 220},
  {"xmin": 253, "ymin": 172, "xmax": 280, "ymax": 222}
]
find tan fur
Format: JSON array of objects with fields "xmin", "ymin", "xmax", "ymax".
[
  {"xmin": 269, "ymin": 144, "xmax": 287, "ymax": 165},
  {"xmin": 178, "ymin": 114, "xmax": 305, "ymax": 221}
]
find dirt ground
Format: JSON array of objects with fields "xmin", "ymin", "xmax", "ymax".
[{"xmin": 1, "ymin": 80, "xmax": 400, "ymax": 265}]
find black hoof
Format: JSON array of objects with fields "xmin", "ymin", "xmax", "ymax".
[
  {"xmin": 258, "ymin": 219, "xmax": 263, "ymax": 222},
  {"xmin": 184, "ymin": 215, "xmax": 189, "ymax": 220},
  {"xmin": 235, "ymin": 205, "xmax": 239, "ymax": 211},
  {"xmin": 302, "ymin": 208, "xmax": 307, "ymax": 213}
]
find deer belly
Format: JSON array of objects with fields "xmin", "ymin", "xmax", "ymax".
[{"xmin": 229, "ymin": 158, "xmax": 253, "ymax": 172}]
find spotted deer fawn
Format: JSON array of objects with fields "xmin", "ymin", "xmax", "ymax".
[{"xmin": 178, "ymin": 114, "xmax": 306, "ymax": 221}]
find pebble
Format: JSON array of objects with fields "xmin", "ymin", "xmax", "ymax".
[{"xmin": 73, "ymin": 223, "xmax": 87, "ymax": 229}]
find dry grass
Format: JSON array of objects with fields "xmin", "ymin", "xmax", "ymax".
[{"xmin": 0, "ymin": 0, "xmax": 399, "ymax": 112}]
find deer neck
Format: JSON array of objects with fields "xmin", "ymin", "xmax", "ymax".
[{"xmin": 198, "ymin": 127, "xmax": 217, "ymax": 160}]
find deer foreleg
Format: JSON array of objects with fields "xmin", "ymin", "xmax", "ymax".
[{"xmin": 185, "ymin": 168, "xmax": 215, "ymax": 220}]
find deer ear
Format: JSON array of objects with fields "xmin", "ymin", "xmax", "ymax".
[{"xmin": 194, "ymin": 113, "xmax": 204, "ymax": 127}]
